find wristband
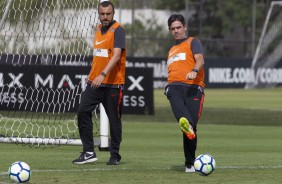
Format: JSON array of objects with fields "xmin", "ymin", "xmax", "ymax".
[
  {"xmin": 101, "ymin": 72, "xmax": 107, "ymax": 77},
  {"xmin": 192, "ymin": 68, "xmax": 198, "ymax": 73}
]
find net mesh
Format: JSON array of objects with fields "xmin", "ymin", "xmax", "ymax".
[
  {"xmin": 0, "ymin": 0, "xmax": 100, "ymax": 147},
  {"xmin": 245, "ymin": 1, "xmax": 282, "ymax": 89}
]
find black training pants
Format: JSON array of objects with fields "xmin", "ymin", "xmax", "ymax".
[
  {"xmin": 77, "ymin": 85, "xmax": 122, "ymax": 159},
  {"xmin": 165, "ymin": 85, "xmax": 204, "ymax": 166}
]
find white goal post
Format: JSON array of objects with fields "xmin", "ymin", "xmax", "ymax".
[
  {"xmin": 0, "ymin": 0, "xmax": 110, "ymax": 148},
  {"xmin": 245, "ymin": 1, "xmax": 282, "ymax": 89}
]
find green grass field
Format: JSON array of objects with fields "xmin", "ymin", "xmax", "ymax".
[{"xmin": 1, "ymin": 88, "xmax": 282, "ymax": 184}]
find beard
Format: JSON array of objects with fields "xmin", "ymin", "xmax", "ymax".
[{"xmin": 101, "ymin": 19, "xmax": 110, "ymax": 27}]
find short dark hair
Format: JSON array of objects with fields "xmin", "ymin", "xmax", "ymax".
[
  {"xmin": 99, "ymin": 1, "xmax": 115, "ymax": 13},
  {"xmin": 167, "ymin": 14, "xmax": 185, "ymax": 28}
]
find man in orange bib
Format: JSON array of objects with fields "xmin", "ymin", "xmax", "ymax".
[
  {"xmin": 73, "ymin": 1, "xmax": 126, "ymax": 166},
  {"xmin": 165, "ymin": 14, "xmax": 205, "ymax": 173}
]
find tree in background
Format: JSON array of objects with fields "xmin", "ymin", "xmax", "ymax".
[
  {"xmin": 123, "ymin": 17, "xmax": 170, "ymax": 57},
  {"xmin": 111, "ymin": 0, "xmax": 172, "ymax": 57},
  {"xmin": 152, "ymin": 0, "xmax": 185, "ymax": 11},
  {"xmin": 189, "ymin": 0, "xmax": 266, "ymax": 56},
  {"xmin": 148, "ymin": 0, "xmax": 267, "ymax": 57},
  {"xmin": 44, "ymin": 0, "xmax": 268, "ymax": 58}
]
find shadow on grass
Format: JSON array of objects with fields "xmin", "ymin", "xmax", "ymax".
[{"xmin": 169, "ymin": 165, "xmax": 186, "ymax": 172}]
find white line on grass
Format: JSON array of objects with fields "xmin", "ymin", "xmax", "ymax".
[
  {"xmin": 34, "ymin": 168, "xmax": 129, "ymax": 172},
  {"xmin": 219, "ymin": 165, "xmax": 282, "ymax": 169},
  {"xmin": 29, "ymin": 165, "xmax": 282, "ymax": 173},
  {"xmin": 1, "ymin": 165, "xmax": 282, "ymax": 176}
]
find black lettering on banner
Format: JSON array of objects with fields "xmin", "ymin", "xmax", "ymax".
[{"xmin": 0, "ymin": 64, "xmax": 154, "ymax": 115}]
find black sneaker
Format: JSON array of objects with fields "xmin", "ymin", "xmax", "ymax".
[
  {"xmin": 72, "ymin": 152, "xmax": 98, "ymax": 165},
  {"xmin": 106, "ymin": 157, "xmax": 121, "ymax": 165}
]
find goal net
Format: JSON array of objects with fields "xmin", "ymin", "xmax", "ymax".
[
  {"xmin": 245, "ymin": 1, "xmax": 282, "ymax": 89},
  {"xmin": 0, "ymin": 0, "xmax": 109, "ymax": 148}
]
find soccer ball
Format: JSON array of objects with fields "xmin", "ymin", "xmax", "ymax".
[
  {"xmin": 8, "ymin": 161, "xmax": 31, "ymax": 183},
  {"xmin": 194, "ymin": 154, "xmax": 216, "ymax": 176}
]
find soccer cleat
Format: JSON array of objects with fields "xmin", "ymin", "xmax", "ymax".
[
  {"xmin": 185, "ymin": 165, "xmax": 195, "ymax": 173},
  {"xmin": 72, "ymin": 152, "xmax": 98, "ymax": 165},
  {"xmin": 179, "ymin": 117, "xmax": 196, "ymax": 140},
  {"xmin": 106, "ymin": 157, "xmax": 121, "ymax": 165}
]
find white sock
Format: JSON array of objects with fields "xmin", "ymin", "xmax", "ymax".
[{"xmin": 86, "ymin": 152, "xmax": 94, "ymax": 155}]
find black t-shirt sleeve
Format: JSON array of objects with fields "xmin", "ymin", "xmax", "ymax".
[
  {"xmin": 191, "ymin": 38, "xmax": 204, "ymax": 55},
  {"xmin": 114, "ymin": 26, "xmax": 125, "ymax": 50}
]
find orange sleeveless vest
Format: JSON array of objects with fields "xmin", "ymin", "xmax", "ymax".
[
  {"xmin": 88, "ymin": 22, "xmax": 126, "ymax": 85},
  {"xmin": 167, "ymin": 37, "xmax": 205, "ymax": 88}
]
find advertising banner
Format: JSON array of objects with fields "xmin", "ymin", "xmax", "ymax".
[
  {"xmin": 1, "ymin": 54, "xmax": 282, "ymax": 90},
  {"xmin": 0, "ymin": 65, "xmax": 154, "ymax": 114}
]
